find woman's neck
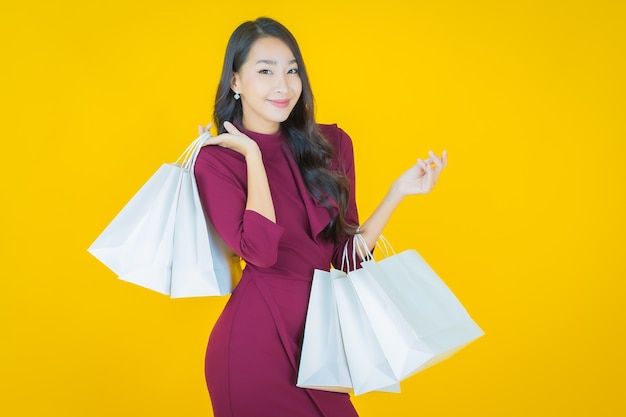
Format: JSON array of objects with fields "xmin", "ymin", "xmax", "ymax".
[{"xmin": 241, "ymin": 116, "xmax": 281, "ymax": 135}]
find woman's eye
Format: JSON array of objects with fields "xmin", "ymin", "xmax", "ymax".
[
  {"xmin": 288, "ymin": 68, "xmax": 299, "ymax": 74},
  {"xmin": 259, "ymin": 69, "xmax": 271, "ymax": 75}
]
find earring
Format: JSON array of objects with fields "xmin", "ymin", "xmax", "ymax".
[{"xmin": 234, "ymin": 91, "xmax": 240, "ymax": 100}]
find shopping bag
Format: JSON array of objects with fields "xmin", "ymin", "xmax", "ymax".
[
  {"xmin": 169, "ymin": 138, "xmax": 240, "ymax": 298},
  {"xmin": 346, "ymin": 264, "xmax": 436, "ymax": 380},
  {"xmin": 332, "ymin": 247, "xmax": 401, "ymax": 396},
  {"xmin": 296, "ymin": 269, "xmax": 352, "ymax": 393},
  {"xmin": 87, "ymin": 161, "xmax": 183, "ymax": 295},
  {"xmin": 88, "ymin": 133, "xmax": 241, "ymax": 297},
  {"xmin": 358, "ymin": 236, "xmax": 484, "ymax": 376}
]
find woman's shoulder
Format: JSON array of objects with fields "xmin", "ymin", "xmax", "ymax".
[
  {"xmin": 317, "ymin": 123, "xmax": 355, "ymax": 171},
  {"xmin": 318, "ymin": 123, "xmax": 353, "ymax": 149},
  {"xmin": 195, "ymin": 144, "xmax": 245, "ymax": 175},
  {"xmin": 197, "ymin": 142, "xmax": 244, "ymax": 160}
]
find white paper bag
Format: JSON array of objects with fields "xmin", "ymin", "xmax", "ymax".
[
  {"xmin": 361, "ymin": 246, "xmax": 484, "ymax": 375},
  {"xmin": 169, "ymin": 140, "xmax": 237, "ymax": 298},
  {"xmin": 296, "ymin": 269, "xmax": 352, "ymax": 393},
  {"xmin": 347, "ymin": 265, "xmax": 437, "ymax": 380},
  {"xmin": 88, "ymin": 133, "xmax": 241, "ymax": 297},
  {"xmin": 88, "ymin": 162, "xmax": 183, "ymax": 295},
  {"xmin": 333, "ymin": 269, "xmax": 401, "ymax": 395}
]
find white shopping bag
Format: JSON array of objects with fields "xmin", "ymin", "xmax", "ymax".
[
  {"xmin": 88, "ymin": 162, "xmax": 183, "ymax": 295},
  {"xmin": 360, "ymin": 241, "xmax": 484, "ymax": 375},
  {"xmin": 169, "ymin": 139, "xmax": 238, "ymax": 298},
  {"xmin": 333, "ymin": 269, "xmax": 401, "ymax": 396},
  {"xmin": 88, "ymin": 132, "xmax": 241, "ymax": 297},
  {"xmin": 347, "ymin": 265, "xmax": 437, "ymax": 380},
  {"xmin": 297, "ymin": 269, "xmax": 352, "ymax": 393}
]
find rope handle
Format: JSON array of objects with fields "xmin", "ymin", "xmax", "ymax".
[
  {"xmin": 175, "ymin": 131, "xmax": 212, "ymax": 171},
  {"xmin": 375, "ymin": 234, "xmax": 396, "ymax": 257},
  {"xmin": 340, "ymin": 233, "xmax": 396, "ymax": 272}
]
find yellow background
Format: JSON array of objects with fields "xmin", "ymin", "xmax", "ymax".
[{"xmin": 2, "ymin": 0, "xmax": 625, "ymax": 415}]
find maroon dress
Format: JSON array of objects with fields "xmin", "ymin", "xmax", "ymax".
[{"xmin": 194, "ymin": 123, "xmax": 360, "ymax": 417}]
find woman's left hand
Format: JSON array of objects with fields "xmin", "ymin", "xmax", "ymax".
[{"xmin": 394, "ymin": 150, "xmax": 448, "ymax": 196}]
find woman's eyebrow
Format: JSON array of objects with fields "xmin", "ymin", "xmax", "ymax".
[{"xmin": 255, "ymin": 59, "xmax": 298, "ymax": 65}]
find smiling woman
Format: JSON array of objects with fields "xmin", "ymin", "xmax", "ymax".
[
  {"xmin": 231, "ymin": 37, "xmax": 302, "ymax": 133},
  {"xmin": 193, "ymin": 17, "xmax": 446, "ymax": 417}
]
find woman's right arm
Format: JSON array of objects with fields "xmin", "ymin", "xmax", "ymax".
[
  {"xmin": 195, "ymin": 122, "xmax": 283, "ymax": 267},
  {"xmin": 203, "ymin": 121, "xmax": 276, "ymax": 222},
  {"xmin": 243, "ymin": 148, "xmax": 276, "ymax": 223}
]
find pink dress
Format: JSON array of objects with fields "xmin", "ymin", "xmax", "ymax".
[{"xmin": 194, "ymin": 123, "xmax": 360, "ymax": 417}]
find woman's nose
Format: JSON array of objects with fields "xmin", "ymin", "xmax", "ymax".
[{"xmin": 274, "ymin": 73, "xmax": 288, "ymax": 94}]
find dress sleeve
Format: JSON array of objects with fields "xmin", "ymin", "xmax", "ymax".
[
  {"xmin": 328, "ymin": 127, "xmax": 361, "ymax": 271},
  {"xmin": 194, "ymin": 147, "xmax": 284, "ymax": 268}
]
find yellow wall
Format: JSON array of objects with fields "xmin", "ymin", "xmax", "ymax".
[{"xmin": 2, "ymin": 0, "xmax": 625, "ymax": 415}]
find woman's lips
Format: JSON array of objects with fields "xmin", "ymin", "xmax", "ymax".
[{"xmin": 268, "ymin": 99, "xmax": 290, "ymax": 108}]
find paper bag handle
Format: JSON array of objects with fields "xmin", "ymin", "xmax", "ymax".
[
  {"xmin": 340, "ymin": 233, "xmax": 398, "ymax": 271},
  {"xmin": 175, "ymin": 132, "xmax": 212, "ymax": 171}
]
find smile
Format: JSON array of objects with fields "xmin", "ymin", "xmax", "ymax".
[{"xmin": 267, "ymin": 99, "xmax": 291, "ymax": 108}]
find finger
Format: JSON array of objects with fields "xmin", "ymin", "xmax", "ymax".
[
  {"xmin": 433, "ymin": 150, "xmax": 447, "ymax": 176},
  {"xmin": 428, "ymin": 150, "xmax": 442, "ymax": 167},
  {"xmin": 223, "ymin": 121, "xmax": 242, "ymax": 135},
  {"xmin": 198, "ymin": 124, "xmax": 204, "ymax": 135},
  {"xmin": 201, "ymin": 136, "xmax": 216, "ymax": 146},
  {"xmin": 204, "ymin": 133, "xmax": 234, "ymax": 147},
  {"xmin": 424, "ymin": 161, "xmax": 435, "ymax": 190},
  {"xmin": 203, "ymin": 130, "xmax": 225, "ymax": 144},
  {"xmin": 416, "ymin": 158, "xmax": 429, "ymax": 177}
]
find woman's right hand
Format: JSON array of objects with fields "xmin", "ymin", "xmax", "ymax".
[
  {"xmin": 200, "ymin": 121, "xmax": 261, "ymax": 158},
  {"xmin": 199, "ymin": 122, "xmax": 274, "ymax": 223}
]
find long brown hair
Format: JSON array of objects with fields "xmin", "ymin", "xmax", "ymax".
[{"xmin": 213, "ymin": 17, "xmax": 355, "ymax": 241}]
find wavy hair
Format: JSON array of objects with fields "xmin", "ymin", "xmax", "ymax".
[{"xmin": 213, "ymin": 17, "xmax": 355, "ymax": 241}]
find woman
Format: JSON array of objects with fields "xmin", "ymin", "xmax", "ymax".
[{"xmin": 194, "ymin": 17, "xmax": 446, "ymax": 417}]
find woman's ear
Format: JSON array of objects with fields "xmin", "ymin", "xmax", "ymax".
[{"xmin": 230, "ymin": 73, "xmax": 239, "ymax": 93}]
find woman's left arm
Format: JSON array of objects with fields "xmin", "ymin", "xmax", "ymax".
[{"xmin": 357, "ymin": 150, "xmax": 448, "ymax": 253}]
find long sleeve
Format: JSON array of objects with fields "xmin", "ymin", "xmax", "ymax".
[{"xmin": 194, "ymin": 146, "xmax": 284, "ymax": 268}]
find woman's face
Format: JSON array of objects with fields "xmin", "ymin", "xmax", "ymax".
[{"xmin": 232, "ymin": 36, "xmax": 303, "ymax": 134}]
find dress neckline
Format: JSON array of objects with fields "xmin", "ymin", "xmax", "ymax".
[
  {"xmin": 232, "ymin": 120, "xmax": 337, "ymax": 241},
  {"xmin": 233, "ymin": 121, "xmax": 283, "ymax": 155}
]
